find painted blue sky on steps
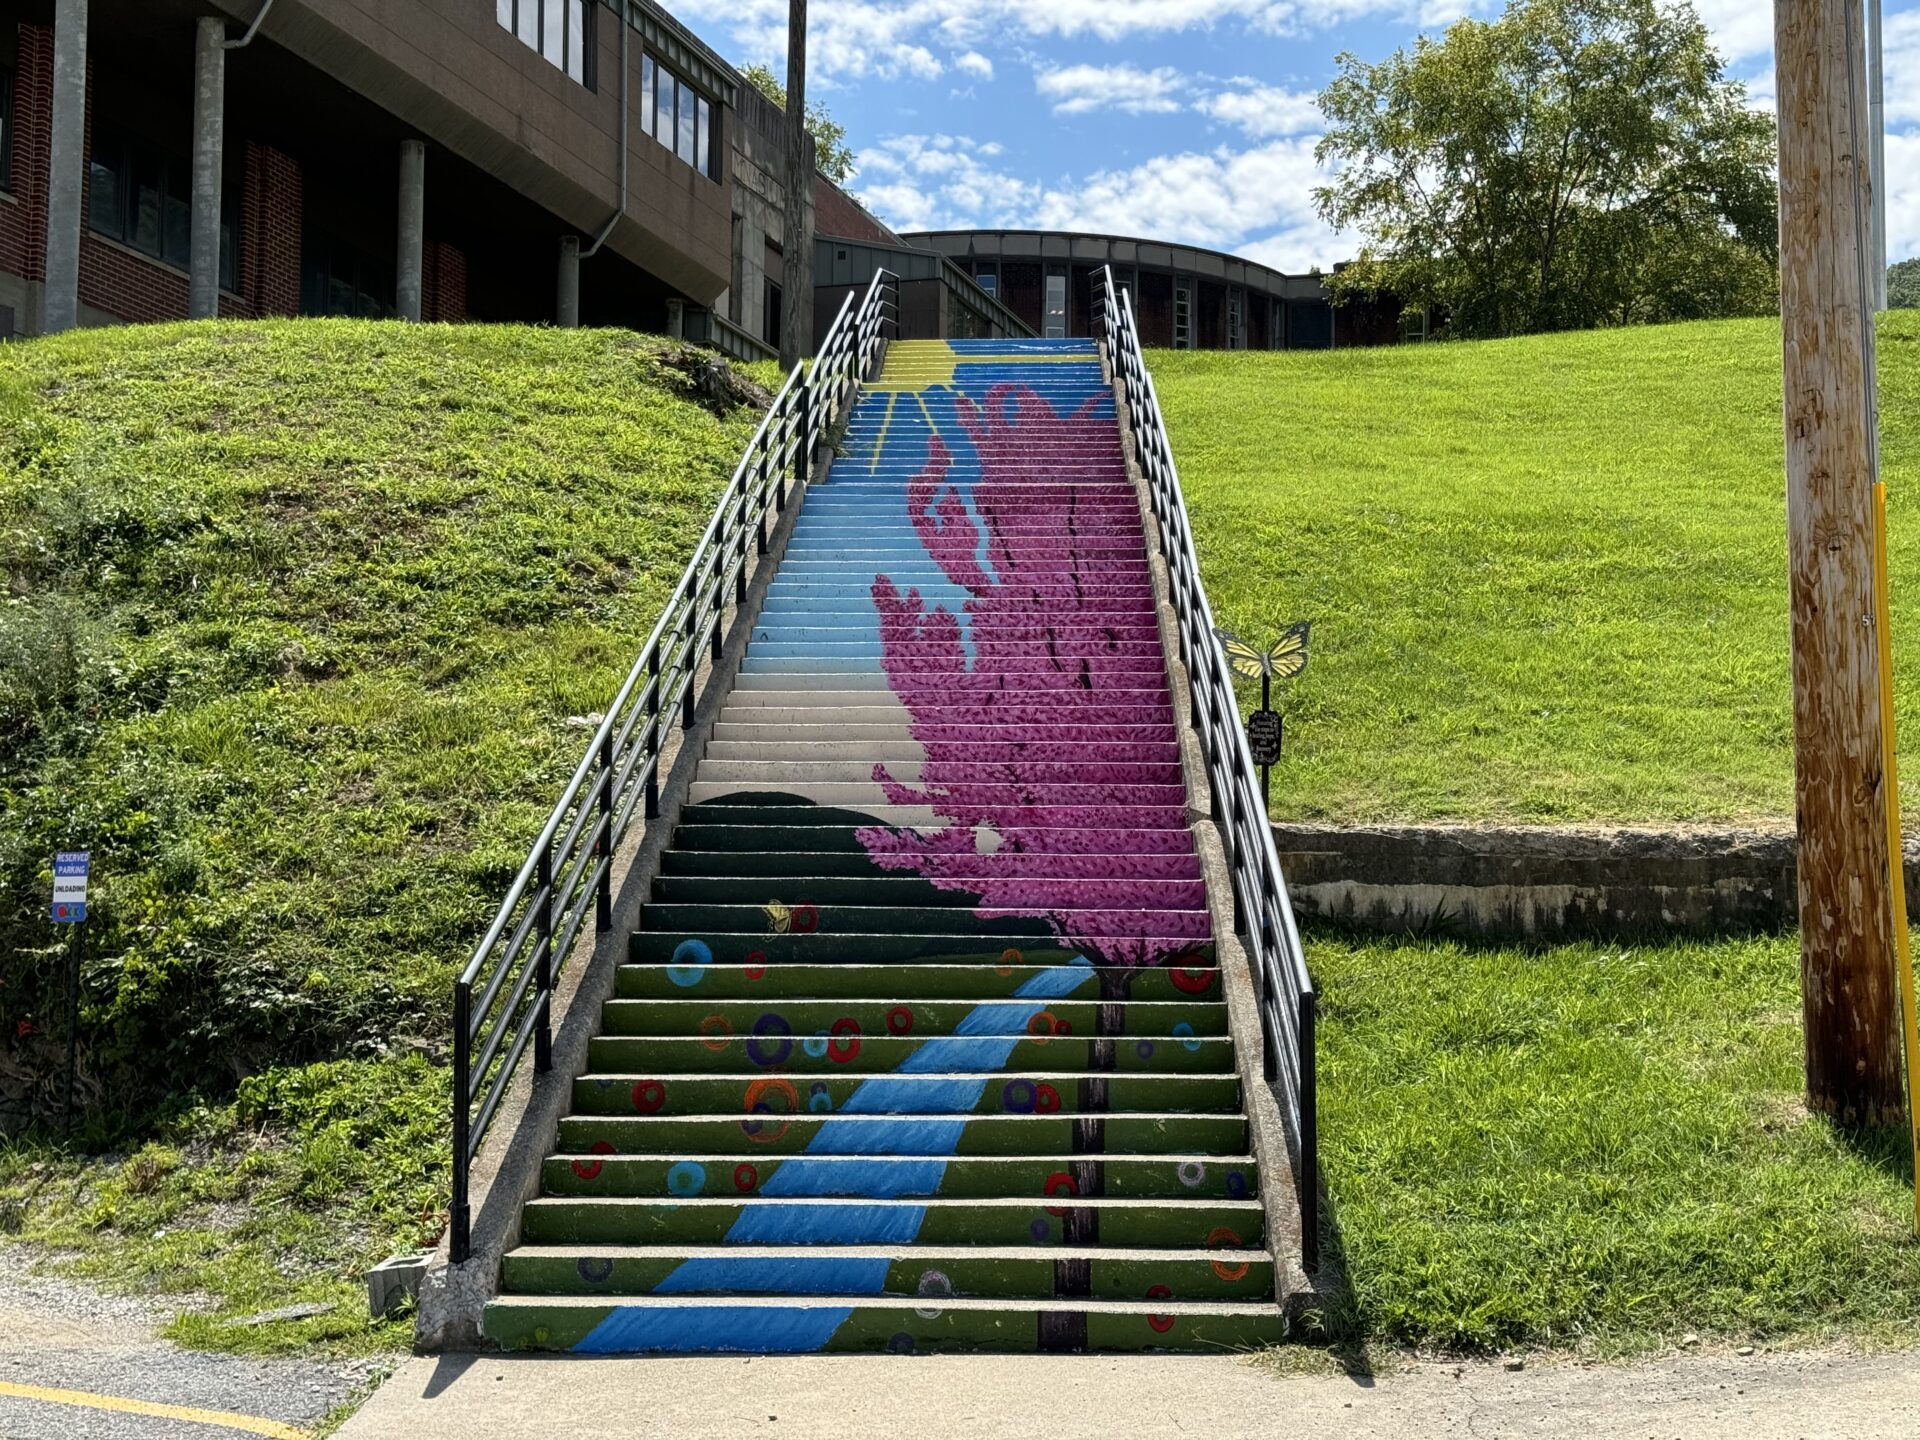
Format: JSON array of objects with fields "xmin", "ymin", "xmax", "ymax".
[{"xmin": 667, "ymin": 0, "xmax": 1920, "ymax": 272}]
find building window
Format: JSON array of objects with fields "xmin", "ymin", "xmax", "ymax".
[
  {"xmin": 0, "ymin": 66, "xmax": 14, "ymax": 193},
  {"xmin": 1228, "ymin": 288, "xmax": 1244, "ymax": 350},
  {"xmin": 641, "ymin": 55, "xmax": 718, "ymax": 178},
  {"xmin": 300, "ymin": 226, "xmax": 396, "ymax": 318},
  {"xmin": 1173, "ymin": 283, "xmax": 1192, "ymax": 349},
  {"xmin": 973, "ymin": 263, "xmax": 998, "ymax": 296},
  {"xmin": 1043, "ymin": 271, "xmax": 1067, "ymax": 338},
  {"xmin": 1400, "ymin": 308, "xmax": 1431, "ymax": 343},
  {"xmin": 497, "ymin": 0, "xmax": 594, "ymax": 87},
  {"xmin": 89, "ymin": 132, "xmax": 236, "ymax": 289},
  {"xmin": 764, "ymin": 278, "xmax": 782, "ymax": 351}
]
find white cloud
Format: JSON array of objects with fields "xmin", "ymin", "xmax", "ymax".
[
  {"xmin": 1195, "ymin": 81, "xmax": 1323, "ymax": 137},
  {"xmin": 1035, "ymin": 63, "xmax": 1186, "ymax": 115},
  {"xmin": 856, "ymin": 130, "xmax": 1350, "ymax": 271},
  {"xmin": 955, "ymin": 50, "xmax": 995, "ymax": 79}
]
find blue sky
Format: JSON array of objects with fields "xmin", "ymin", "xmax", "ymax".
[{"xmin": 667, "ymin": 0, "xmax": 1920, "ymax": 273}]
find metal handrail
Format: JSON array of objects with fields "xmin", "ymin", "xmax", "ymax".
[
  {"xmin": 1090, "ymin": 266, "xmax": 1319, "ymax": 1274},
  {"xmin": 448, "ymin": 269, "xmax": 899, "ymax": 1263}
]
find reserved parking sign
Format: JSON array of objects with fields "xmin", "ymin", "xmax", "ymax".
[{"xmin": 51, "ymin": 852, "xmax": 89, "ymax": 923}]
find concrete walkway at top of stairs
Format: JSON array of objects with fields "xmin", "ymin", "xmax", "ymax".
[{"xmin": 335, "ymin": 1345, "xmax": 1920, "ymax": 1439}]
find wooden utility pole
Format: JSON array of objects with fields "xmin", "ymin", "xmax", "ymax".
[
  {"xmin": 1775, "ymin": 0, "xmax": 1906, "ymax": 1124},
  {"xmin": 779, "ymin": 0, "xmax": 814, "ymax": 372}
]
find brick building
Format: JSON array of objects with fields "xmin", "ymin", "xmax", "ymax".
[{"xmin": 0, "ymin": 0, "xmax": 814, "ymax": 348}]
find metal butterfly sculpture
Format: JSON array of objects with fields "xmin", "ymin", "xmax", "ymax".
[{"xmin": 1213, "ymin": 621, "xmax": 1311, "ymax": 682}]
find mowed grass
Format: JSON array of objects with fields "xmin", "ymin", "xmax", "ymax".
[
  {"xmin": 0, "ymin": 320, "xmax": 777, "ymax": 1351},
  {"xmin": 1154, "ymin": 312, "xmax": 1920, "ymax": 823},
  {"xmin": 1312, "ymin": 930, "xmax": 1920, "ymax": 1353}
]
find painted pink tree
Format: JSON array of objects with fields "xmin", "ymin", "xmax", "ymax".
[{"xmin": 855, "ymin": 382, "xmax": 1206, "ymax": 966}]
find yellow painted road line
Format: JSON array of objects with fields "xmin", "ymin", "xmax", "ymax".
[{"xmin": 0, "ymin": 1379, "xmax": 306, "ymax": 1438}]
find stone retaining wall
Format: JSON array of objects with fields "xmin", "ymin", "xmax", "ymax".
[{"xmin": 1271, "ymin": 823, "xmax": 1920, "ymax": 939}]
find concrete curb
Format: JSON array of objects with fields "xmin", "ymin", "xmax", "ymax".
[
  {"xmin": 1105, "ymin": 345, "xmax": 1322, "ymax": 1324},
  {"xmin": 413, "ymin": 433, "xmax": 834, "ymax": 1352}
]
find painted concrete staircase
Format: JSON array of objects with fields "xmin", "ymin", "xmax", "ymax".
[{"xmin": 483, "ymin": 338, "xmax": 1283, "ymax": 1353}]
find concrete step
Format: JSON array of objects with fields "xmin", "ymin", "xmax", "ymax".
[
  {"xmin": 688, "ymin": 760, "xmax": 1185, "ymax": 785},
  {"xmin": 557, "ymin": 1110, "xmax": 1248, "ymax": 1156},
  {"xmin": 638, "ymin": 899, "xmax": 1209, "ymax": 941},
  {"xmin": 481, "ymin": 1292, "xmax": 1282, "ymax": 1354},
  {"xmin": 684, "ymin": 777, "xmax": 1188, "ymax": 805},
  {"xmin": 666, "ymin": 824, "xmax": 1199, "ymax": 856},
  {"xmin": 707, "ymin": 723, "xmax": 1180, "ymax": 744},
  {"xmin": 698, "ymin": 740, "xmax": 1180, "ymax": 762},
  {"xmin": 646, "ymin": 874, "xmax": 1207, "ymax": 911},
  {"xmin": 537, "ymin": 1153, "xmax": 1257, "ymax": 1200},
  {"xmin": 585, "ymin": 1033, "xmax": 1235, "ymax": 1075},
  {"xmin": 498, "ymin": 1242, "xmax": 1271, "ymax": 1302},
  {"xmin": 628, "ymin": 931, "xmax": 1216, "ymax": 965},
  {"xmin": 518, "ymin": 1195, "xmax": 1266, "ymax": 1248},
  {"xmin": 611, "ymin": 961, "xmax": 1218, "ymax": 1001},
  {"xmin": 598, "ymin": 996, "xmax": 1227, "ymax": 1038}
]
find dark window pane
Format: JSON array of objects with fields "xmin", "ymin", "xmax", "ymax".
[
  {"xmin": 88, "ymin": 147, "xmax": 124, "ymax": 240},
  {"xmin": 163, "ymin": 156, "xmax": 190, "ymax": 268},
  {"xmin": 132, "ymin": 148, "xmax": 165, "ymax": 257},
  {"xmin": 696, "ymin": 98, "xmax": 710, "ymax": 177},
  {"xmin": 677, "ymin": 80, "xmax": 696, "ymax": 166}
]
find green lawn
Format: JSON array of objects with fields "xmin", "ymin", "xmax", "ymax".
[
  {"xmin": 1155, "ymin": 312, "xmax": 1920, "ymax": 824},
  {"xmin": 0, "ymin": 320, "xmax": 775, "ymax": 1352},
  {"xmin": 1312, "ymin": 931, "xmax": 1920, "ymax": 1354}
]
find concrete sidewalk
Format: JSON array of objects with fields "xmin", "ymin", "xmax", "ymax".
[{"xmin": 337, "ymin": 1346, "xmax": 1920, "ymax": 1439}]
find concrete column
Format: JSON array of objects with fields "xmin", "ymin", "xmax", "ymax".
[
  {"xmin": 189, "ymin": 18, "xmax": 226, "ymax": 321},
  {"xmin": 396, "ymin": 139, "xmax": 426, "ymax": 322},
  {"xmin": 556, "ymin": 235, "xmax": 580, "ymax": 328},
  {"xmin": 42, "ymin": 0, "xmax": 88, "ymax": 334},
  {"xmin": 665, "ymin": 298, "xmax": 685, "ymax": 340}
]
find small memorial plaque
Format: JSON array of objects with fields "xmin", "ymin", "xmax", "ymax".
[{"xmin": 1246, "ymin": 709, "xmax": 1283, "ymax": 767}]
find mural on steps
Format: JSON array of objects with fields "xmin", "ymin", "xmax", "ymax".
[{"xmin": 482, "ymin": 340, "xmax": 1278, "ymax": 1356}]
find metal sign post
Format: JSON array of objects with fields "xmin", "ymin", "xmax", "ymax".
[
  {"xmin": 1214, "ymin": 623, "xmax": 1310, "ymax": 813},
  {"xmin": 51, "ymin": 851, "xmax": 88, "ymax": 1135}
]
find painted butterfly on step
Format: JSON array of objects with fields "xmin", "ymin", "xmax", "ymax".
[
  {"xmin": 1214, "ymin": 621, "xmax": 1311, "ymax": 682},
  {"xmin": 764, "ymin": 900, "xmax": 820, "ymax": 935}
]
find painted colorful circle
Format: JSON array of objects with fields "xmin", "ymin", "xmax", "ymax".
[
  {"xmin": 1026, "ymin": 1010, "xmax": 1062, "ymax": 1041},
  {"xmin": 747, "ymin": 1012, "xmax": 794, "ymax": 1067},
  {"xmin": 576, "ymin": 1256, "xmax": 614, "ymax": 1284},
  {"xmin": 791, "ymin": 903, "xmax": 821, "ymax": 934},
  {"xmin": 1029, "ymin": 1217, "xmax": 1051, "ymax": 1243},
  {"xmin": 733, "ymin": 1163, "xmax": 759, "ymax": 1192},
  {"xmin": 1177, "ymin": 1161, "xmax": 1207, "ymax": 1189},
  {"xmin": 808, "ymin": 1081, "xmax": 833, "ymax": 1113},
  {"xmin": 631, "ymin": 1080, "xmax": 666, "ymax": 1114},
  {"xmin": 914, "ymin": 1268, "xmax": 954, "ymax": 1320},
  {"xmin": 667, "ymin": 938, "xmax": 714, "ymax": 988},
  {"xmin": 699, "ymin": 1015, "xmax": 734, "ymax": 1051},
  {"xmin": 1145, "ymin": 1284, "xmax": 1176, "ymax": 1333},
  {"xmin": 886, "ymin": 1006, "xmax": 915, "ymax": 1035},
  {"xmin": 569, "ymin": 1138, "xmax": 615, "ymax": 1181},
  {"xmin": 1034, "ymin": 1083, "xmax": 1062, "ymax": 1114},
  {"xmin": 828, "ymin": 1017, "xmax": 862, "ymax": 1063},
  {"xmin": 1225, "ymin": 1170, "xmax": 1248, "ymax": 1198},
  {"xmin": 1173, "ymin": 1020, "xmax": 1201, "ymax": 1053},
  {"xmin": 886, "ymin": 1332, "xmax": 916, "ymax": 1354},
  {"xmin": 666, "ymin": 1161, "xmax": 706, "ymax": 1197},
  {"xmin": 1170, "ymin": 962, "xmax": 1215, "ymax": 994},
  {"xmin": 741, "ymin": 1076, "xmax": 799, "ymax": 1144},
  {"xmin": 743, "ymin": 952, "xmax": 768, "ymax": 981},
  {"xmin": 802, "ymin": 1030, "xmax": 830, "ymax": 1059},
  {"xmin": 1001, "ymin": 1079, "xmax": 1037, "ymax": 1114},
  {"xmin": 1043, "ymin": 1170, "xmax": 1079, "ymax": 1216},
  {"xmin": 1136, "ymin": 1039, "xmax": 1156, "ymax": 1060}
]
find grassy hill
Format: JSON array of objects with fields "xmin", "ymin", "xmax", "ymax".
[
  {"xmin": 0, "ymin": 320, "xmax": 775, "ymax": 1351},
  {"xmin": 1154, "ymin": 313, "xmax": 1920, "ymax": 825}
]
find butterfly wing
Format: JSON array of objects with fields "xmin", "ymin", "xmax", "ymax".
[
  {"xmin": 1266, "ymin": 621, "xmax": 1311, "ymax": 681},
  {"xmin": 1213, "ymin": 627, "xmax": 1270, "ymax": 681}
]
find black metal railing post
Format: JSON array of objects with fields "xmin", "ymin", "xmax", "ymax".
[
  {"xmin": 451, "ymin": 978, "xmax": 472, "ymax": 1264},
  {"xmin": 594, "ymin": 727, "xmax": 614, "ymax": 935},
  {"xmin": 644, "ymin": 647, "xmax": 661, "ymax": 819},
  {"xmin": 534, "ymin": 847, "xmax": 553, "ymax": 1074}
]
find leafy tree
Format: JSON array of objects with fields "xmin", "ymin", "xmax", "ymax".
[
  {"xmin": 742, "ymin": 63, "xmax": 857, "ymax": 185},
  {"xmin": 1889, "ymin": 258, "xmax": 1920, "ymax": 310},
  {"xmin": 1314, "ymin": 0, "xmax": 1778, "ymax": 338}
]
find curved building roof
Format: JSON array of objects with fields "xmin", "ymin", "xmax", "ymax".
[{"xmin": 898, "ymin": 229, "xmax": 1331, "ymax": 302}]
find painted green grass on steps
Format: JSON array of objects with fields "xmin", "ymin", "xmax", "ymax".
[
  {"xmin": 0, "ymin": 319, "xmax": 779, "ymax": 1354},
  {"xmin": 1312, "ymin": 930, "xmax": 1920, "ymax": 1354},
  {"xmin": 1153, "ymin": 311, "xmax": 1920, "ymax": 824}
]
